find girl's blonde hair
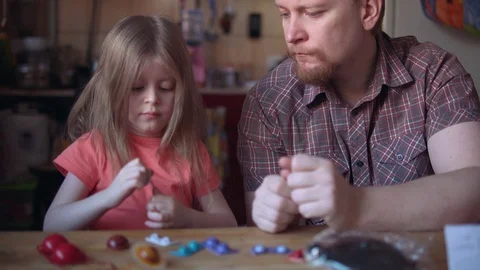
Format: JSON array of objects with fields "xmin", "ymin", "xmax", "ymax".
[{"xmin": 67, "ymin": 15, "xmax": 208, "ymax": 196}]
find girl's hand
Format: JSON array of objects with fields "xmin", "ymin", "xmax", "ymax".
[
  {"xmin": 104, "ymin": 158, "xmax": 151, "ymax": 208},
  {"xmin": 145, "ymin": 188, "xmax": 189, "ymax": 229}
]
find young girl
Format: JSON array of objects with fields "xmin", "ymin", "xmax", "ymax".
[{"xmin": 43, "ymin": 15, "xmax": 237, "ymax": 231}]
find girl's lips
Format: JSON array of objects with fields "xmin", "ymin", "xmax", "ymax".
[{"xmin": 141, "ymin": 112, "xmax": 160, "ymax": 119}]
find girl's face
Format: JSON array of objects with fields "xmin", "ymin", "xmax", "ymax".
[{"xmin": 128, "ymin": 59, "xmax": 176, "ymax": 137}]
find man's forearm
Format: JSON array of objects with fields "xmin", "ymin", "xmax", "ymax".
[{"xmin": 355, "ymin": 167, "xmax": 480, "ymax": 231}]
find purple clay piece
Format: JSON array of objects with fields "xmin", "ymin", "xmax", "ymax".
[
  {"xmin": 204, "ymin": 237, "xmax": 219, "ymax": 248},
  {"xmin": 215, "ymin": 243, "xmax": 229, "ymax": 254},
  {"xmin": 204, "ymin": 240, "xmax": 237, "ymax": 256}
]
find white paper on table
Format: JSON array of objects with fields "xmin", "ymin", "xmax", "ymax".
[{"xmin": 444, "ymin": 224, "xmax": 480, "ymax": 270}]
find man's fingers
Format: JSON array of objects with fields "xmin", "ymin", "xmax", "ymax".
[
  {"xmin": 254, "ymin": 216, "xmax": 287, "ymax": 234},
  {"xmin": 286, "ymin": 171, "xmax": 324, "ymax": 188},
  {"xmin": 291, "ymin": 186, "xmax": 325, "ymax": 204},
  {"xmin": 278, "ymin": 156, "xmax": 292, "ymax": 170},
  {"xmin": 298, "ymin": 201, "xmax": 330, "ymax": 219},
  {"xmin": 259, "ymin": 207, "xmax": 295, "ymax": 225},
  {"xmin": 264, "ymin": 175, "xmax": 292, "ymax": 197},
  {"xmin": 280, "ymin": 169, "xmax": 290, "ymax": 179},
  {"xmin": 260, "ymin": 192, "xmax": 298, "ymax": 214},
  {"xmin": 290, "ymin": 154, "xmax": 331, "ymax": 172}
]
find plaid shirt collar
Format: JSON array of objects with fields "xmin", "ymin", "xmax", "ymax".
[{"xmin": 302, "ymin": 33, "xmax": 414, "ymax": 107}]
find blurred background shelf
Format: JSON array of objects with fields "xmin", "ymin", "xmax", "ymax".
[
  {"xmin": 0, "ymin": 87, "xmax": 76, "ymax": 97},
  {"xmin": 0, "ymin": 87, "xmax": 248, "ymax": 97}
]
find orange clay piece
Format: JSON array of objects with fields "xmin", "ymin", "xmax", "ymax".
[{"xmin": 132, "ymin": 243, "xmax": 165, "ymax": 269}]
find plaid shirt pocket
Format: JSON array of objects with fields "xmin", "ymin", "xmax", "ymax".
[{"xmin": 372, "ymin": 132, "xmax": 429, "ymax": 185}]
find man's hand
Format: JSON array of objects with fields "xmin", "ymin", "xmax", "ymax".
[
  {"xmin": 281, "ymin": 154, "xmax": 360, "ymax": 230},
  {"xmin": 251, "ymin": 175, "xmax": 299, "ymax": 233}
]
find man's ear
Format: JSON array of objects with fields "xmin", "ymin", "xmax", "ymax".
[{"xmin": 360, "ymin": 0, "xmax": 383, "ymax": 32}]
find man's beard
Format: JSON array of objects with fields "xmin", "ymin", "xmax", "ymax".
[{"xmin": 288, "ymin": 49, "xmax": 334, "ymax": 86}]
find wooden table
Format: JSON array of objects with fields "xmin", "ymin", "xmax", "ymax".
[{"xmin": 0, "ymin": 227, "xmax": 447, "ymax": 269}]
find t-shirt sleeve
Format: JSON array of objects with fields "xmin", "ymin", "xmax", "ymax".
[
  {"xmin": 193, "ymin": 142, "xmax": 221, "ymax": 198},
  {"xmin": 53, "ymin": 133, "xmax": 99, "ymax": 191},
  {"xmin": 237, "ymin": 89, "xmax": 286, "ymax": 192},
  {"xmin": 426, "ymin": 52, "xmax": 480, "ymax": 139}
]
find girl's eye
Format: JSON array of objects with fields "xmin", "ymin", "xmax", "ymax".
[
  {"xmin": 159, "ymin": 87, "xmax": 174, "ymax": 91},
  {"xmin": 132, "ymin": 86, "xmax": 144, "ymax": 91},
  {"xmin": 159, "ymin": 84, "xmax": 175, "ymax": 91}
]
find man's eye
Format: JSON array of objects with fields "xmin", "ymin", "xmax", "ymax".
[{"xmin": 305, "ymin": 11, "xmax": 324, "ymax": 17}]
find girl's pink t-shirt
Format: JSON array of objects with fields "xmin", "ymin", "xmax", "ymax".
[{"xmin": 53, "ymin": 132, "xmax": 221, "ymax": 230}]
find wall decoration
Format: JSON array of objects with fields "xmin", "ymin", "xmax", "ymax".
[{"xmin": 420, "ymin": 0, "xmax": 480, "ymax": 35}]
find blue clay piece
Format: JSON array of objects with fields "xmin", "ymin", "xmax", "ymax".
[
  {"xmin": 187, "ymin": 241, "xmax": 203, "ymax": 252},
  {"xmin": 274, "ymin": 245, "xmax": 291, "ymax": 254},
  {"xmin": 251, "ymin": 244, "xmax": 267, "ymax": 255},
  {"xmin": 170, "ymin": 241, "xmax": 204, "ymax": 257},
  {"xmin": 251, "ymin": 244, "xmax": 292, "ymax": 255}
]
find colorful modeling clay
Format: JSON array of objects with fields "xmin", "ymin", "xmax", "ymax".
[
  {"xmin": 107, "ymin": 234, "xmax": 130, "ymax": 250},
  {"xmin": 251, "ymin": 244, "xmax": 268, "ymax": 255},
  {"xmin": 145, "ymin": 233, "xmax": 179, "ymax": 247},
  {"xmin": 48, "ymin": 243, "xmax": 87, "ymax": 266},
  {"xmin": 37, "ymin": 234, "xmax": 69, "ymax": 255},
  {"xmin": 250, "ymin": 244, "xmax": 292, "ymax": 255},
  {"xmin": 202, "ymin": 237, "xmax": 237, "ymax": 256},
  {"xmin": 131, "ymin": 243, "xmax": 166, "ymax": 269},
  {"xmin": 288, "ymin": 249, "xmax": 305, "ymax": 263},
  {"xmin": 37, "ymin": 234, "xmax": 88, "ymax": 266},
  {"xmin": 169, "ymin": 241, "xmax": 203, "ymax": 257}
]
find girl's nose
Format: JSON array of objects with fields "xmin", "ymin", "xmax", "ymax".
[{"xmin": 144, "ymin": 86, "xmax": 159, "ymax": 104}]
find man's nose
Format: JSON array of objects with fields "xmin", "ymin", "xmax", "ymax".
[{"xmin": 285, "ymin": 17, "xmax": 307, "ymax": 44}]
